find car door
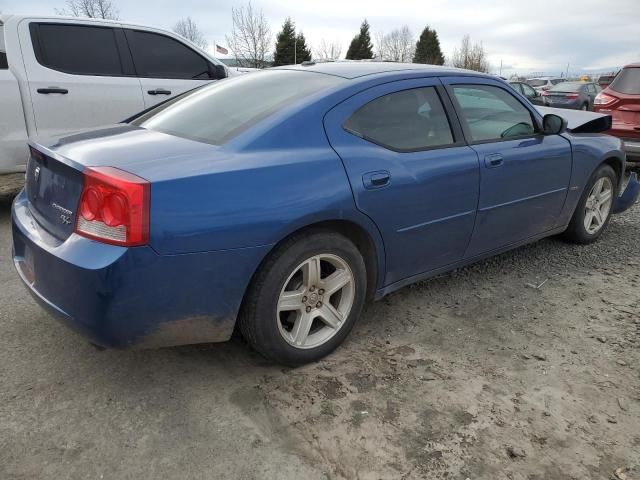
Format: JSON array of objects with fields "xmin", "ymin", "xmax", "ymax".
[
  {"xmin": 123, "ymin": 28, "xmax": 220, "ymax": 108},
  {"xmin": 324, "ymin": 79, "xmax": 480, "ymax": 286},
  {"xmin": 20, "ymin": 20, "xmax": 145, "ymax": 138},
  {"xmin": 441, "ymin": 78, "xmax": 572, "ymax": 257}
]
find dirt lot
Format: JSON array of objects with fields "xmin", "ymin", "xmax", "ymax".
[{"xmin": 1, "ymin": 184, "xmax": 639, "ymax": 480}]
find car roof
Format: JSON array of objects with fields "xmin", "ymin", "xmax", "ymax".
[
  {"xmin": 624, "ymin": 63, "xmax": 640, "ymax": 68},
  {"xmin": 275, "ymin": 61, "xmax": 492, "ymax": 80}
]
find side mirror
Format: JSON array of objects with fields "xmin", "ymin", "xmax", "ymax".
[
  {"xmin": 543, "ymin": 114, "xmax": 567, "ymax": 135},
  {"xmin": 210, "ymin": 64, "xmax": 227, "ymax": 80}
]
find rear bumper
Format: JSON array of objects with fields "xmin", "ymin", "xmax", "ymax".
[
  {"xmin": 12, "ymin": 190, "xmax": 270, "ymax": 348},
  {"xmin": 543, "ymin": 100, "xmax": 582, "ymax": 110},
  {"xmin": 623, "ymin": 139, "xmax": 640, "ymax": 162},
  {"xmin": 613, "ymin": 173, "xmax": 640, "ymax": 214}
]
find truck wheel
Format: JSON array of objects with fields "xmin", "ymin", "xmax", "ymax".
[
  {"xmin": 562, "ymin": 164, "xmax": 617, "ymax": 244},
  {"xmin": 239, "ymin": 230, "xmax": 367, "ymax": 366}
]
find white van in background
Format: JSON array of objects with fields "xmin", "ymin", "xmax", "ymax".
[{"xmin": 0, "ymin": 14, "xmax": 238, "ymax": 174}]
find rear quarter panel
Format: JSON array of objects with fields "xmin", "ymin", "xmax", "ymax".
[{"xmin": 147, "ymin": 103, "xmax": 386, "ymax": 290}]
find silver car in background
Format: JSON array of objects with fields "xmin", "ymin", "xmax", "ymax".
[{"xmin": 527, "ymin": 77, "xmax": 566, "ymax": 93}]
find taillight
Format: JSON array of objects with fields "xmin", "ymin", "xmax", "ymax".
[
  {"xmin": 565, "ymin": 93, "xmax": 579, "ymax": 99},
  {"xmin": 75, "ymin": 167, "xmax": 150, "ymax": 246},
  {"xmin": 542, "ymin": 91, "xmax": 550, "ymax": 96},
  {"xmin": 594, "ymin": 92, "xmax": 617, "ymax": 106}
]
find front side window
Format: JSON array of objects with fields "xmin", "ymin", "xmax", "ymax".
[
  {"xmin": 452, "ymin": 85, "xmax": 536, "ymax": 142},
  {"xmin": 126, "ymin": 30, "xmax": 211, "ymax": 80},
  {"xmin": 132, "ymin": 70, "xmax": 344, "ymax": 145},
  {"xmin": 344, "ymin": 87, "xmax": 454, "ymax": 152},
  {"xmin": 522, "ymin": 84, "xmax": 537, "ymax": 97},
  {"xmin": 509, "ymin": 83, "xmax": 523, "ymax": 94},
  {"xmin": 30, "ymin": 23, "xmax": 123, "ymax": 76}
]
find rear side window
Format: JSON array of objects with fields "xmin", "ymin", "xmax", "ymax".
[
  {"xmin": 30, "ymin": 23, "xmax": 123, "ymax": 76},
  {"xmin": 452, "ymin": 85, "xmax": 536, "ymax": 142},
  {"xmin": 344, "ymin": 87, "xmax": 454, "ymax": 152},
  {"xmin": 132, "ymin": 70, "xmax": 344, "ymax": 145},
  {"xmin": 125, "ymin": 30, "xmax": 211, "ymax": 80},
  {"xmin": 610, "ymin": 67, "xmax": 640, "ymax": 94},
  {"xmin": 551, "ymin": 79, "xmax": 564, "ymax": 85}
]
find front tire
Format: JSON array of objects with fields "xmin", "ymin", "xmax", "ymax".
[
  {"xmin": 562, "ymin": 164, "xmax": 617, "ymax": 244},
  {"xmin": 238, "ymin": 230, "xmax": 367, "ymax": 366}
]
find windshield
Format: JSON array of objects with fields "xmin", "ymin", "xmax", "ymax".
[
  {"xmin": 131, "ymin": 70, "xmax": 345, "ymax": 145},
  {"xmin": 609, "ymin": 67, "xmax": 640, "ymax": 94},
  {"xmin": 550, "ymin": 82, "xmax": 583, "ymax": 92},
  {"xmin": 527, "ymin": 79, "xmax": 547, "ymax": 87}
]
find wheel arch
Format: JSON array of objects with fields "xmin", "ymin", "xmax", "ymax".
[
  {"xmin": 242, "ymin": 217, "xmax": 385, "ymax": 313},
  {"xmin": 601, "ymin": 156, "xmax": 623, "ymax": 190}
]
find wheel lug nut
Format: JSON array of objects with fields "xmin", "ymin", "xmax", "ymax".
[
  {"xmin": 302, "ymin": 296, "xmax": 307, "ymax": 302},
  {"xmin": 318, "ymin": 289, "xmax": 324, "ymax": 295},
  {"xmin": 309, "ymin": 286, "xmax": 315, "ymax": 292},
  {"xmin": 306, "ymin": 306, "xmax": 312, "ymax": 313},
  {"xmin": 316, "ymin": 302, "xmax": 322, "ymax": 308}
]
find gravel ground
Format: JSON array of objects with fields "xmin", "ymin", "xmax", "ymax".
[{"xmin": 1, "ymin": 185, "xmax": 639, "ymax": 480}]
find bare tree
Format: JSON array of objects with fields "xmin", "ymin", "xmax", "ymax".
[
  {"xmin": 55, "ymin": 0, "xmax": 119, "ymax": 20},
  {"xmin": 380, "ymin": 26, "xmax": 414, "ymax": 63},
  {"xmin": 225, "ymin": 2, "xmax": 272, "ymax": 69},
  {"xmin": 374, "ymin": 30, "xmax": 386, "ymax": 59},
  {"xmin": 450, "ymin": 34, "xmax": 490, "ymax": 73},
  {"xmin": 314, "ymin": 40, "xmax": 342, "ymax": 61},
  {"xmin": 173, "ymin": 17, "xmax": 208, "ymax": 50}
]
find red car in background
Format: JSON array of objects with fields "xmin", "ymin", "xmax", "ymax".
[{"xmin": 594, "ymin": 64, "xmax": 640, "ymax": 162}]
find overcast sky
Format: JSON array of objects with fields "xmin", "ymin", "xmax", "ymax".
[{"xmin": 2, "ymin": 0, "xmax": 639, "ymax": 76}]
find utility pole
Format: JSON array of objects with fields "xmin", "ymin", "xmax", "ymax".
[
  {"xmin": 565, "ymin": 62, "xmax": 570, "ymax": 79},
  {"xmin": 294, "ymin": 36, "xmax": 297, "ymax": 64},
  {"xmin": 499, "ymin": 60, "xmax": 503, "ymax": 76}
]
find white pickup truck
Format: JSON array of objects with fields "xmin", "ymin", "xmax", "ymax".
[{"xmin": 0, "ymin": 14, "xmax": 237, "ymax": 174}]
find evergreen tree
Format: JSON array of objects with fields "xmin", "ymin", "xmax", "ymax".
[
  {"xmin": 295, "ymin": 32, "xmax": 312, "ymax": 63},
  {"xmin": 346, "ymin": 20, "xmax": 374, "ymax": 60},
  {"xmin": 413, "ymin": 26, "xmax": 445, "ymax": 65},
  {"xmin": 273, "ymin": 18, "xmax": 297, "ymax": 66},
  {"xmin": 346, "ymin": 35, "xmax": 361, "ymax": 60}
]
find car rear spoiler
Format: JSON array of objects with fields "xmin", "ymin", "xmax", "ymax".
[{"xmin": 536, "ymin": 106, "xmax": 612, "ymax": 134}]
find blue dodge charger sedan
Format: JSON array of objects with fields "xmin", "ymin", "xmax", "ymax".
[{"xmin": 11, "ymin": 63, "xmax": 639, "ymax": 365}]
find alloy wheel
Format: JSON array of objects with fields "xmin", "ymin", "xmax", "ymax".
[
  {"xmin": 276, "ymin": 254, "xmax": 355, "ymax": 349},
  {"xmin": 584, "ymin": 176, "xmax": 613, "ymax": 234}
]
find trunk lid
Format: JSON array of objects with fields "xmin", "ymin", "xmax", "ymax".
[
  {"xmin": 26, "ymin": 124, "xmax": 221, "ymax": 240},
  {"xmin": 25, "ymin": 147, "xmax": 84, "ymax": 241}
]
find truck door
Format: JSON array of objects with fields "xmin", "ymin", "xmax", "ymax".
[{"xmin": 19, "ymin": 19, "xmax": 145, "ymax": 138}]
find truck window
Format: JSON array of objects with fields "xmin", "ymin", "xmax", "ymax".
[
  {"xmin": 30, "ymin": 23, "xmax": 124, "ymax": 76},
  {"xmin": 0, "ymin": 25, "xmax": 6, "ymax": 69},
  {"xmin": 125, "ymin": 29, "xmax": 211, "ymax": 80}
]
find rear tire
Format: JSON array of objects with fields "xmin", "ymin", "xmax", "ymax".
[
  {"xmin": 562, "ymin": 164, "xmax": 617, "ymax": 244},
  {"xmin": 580, "ymin": 103, "xmax": 589, "ymax": 111},
  {"xmin": 238, "ymin": 230, "xmax": 367, "ymax": 366}
]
